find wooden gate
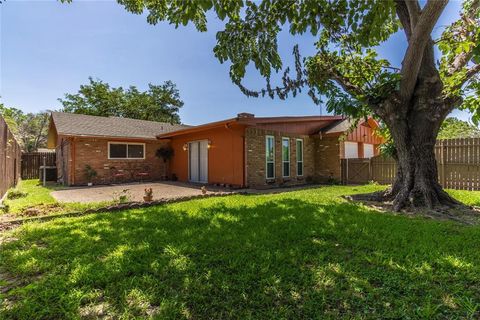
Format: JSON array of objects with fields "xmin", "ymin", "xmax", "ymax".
[
  {"xmin": 21, "ymin": 152, "xmax": 56, "ymax": 179},
  {"xmin": 341, "ymin": 158, "xmax": 371, "ymax": 184}
]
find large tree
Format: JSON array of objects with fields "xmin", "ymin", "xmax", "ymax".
[
  {"xmin": 438, "ymin": 117, "xmax": 480, "ymax": 139},
  {"xmin": 0, "ymin": 103, "xmax": 49, "ymax": 152},
  {"xmin": 59, "ymin": 78, "xmax": 184, "ymax": 124},
  {"xmin": 65, "ymin": 0, "xmax": 479, "ymax": 210}
]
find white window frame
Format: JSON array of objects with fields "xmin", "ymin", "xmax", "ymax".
[
  {"xmin": 108, "ymin": 142, "xmax": 146, "ymax": 160},
  {"xmin": 282, "ymin": 137, "xmax": 290, "ymax": 177},
  {"xmin": 296, "ymin": 139, "xmax": 304, "ymax": 176},
  {"xmin": 265, "ymin": 135, "xmax": 275, "ymax": 179}
]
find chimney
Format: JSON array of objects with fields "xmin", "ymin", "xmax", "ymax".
[{"xmin": 237, "ymin": 112, "xmax": 255, "ymax": 118}]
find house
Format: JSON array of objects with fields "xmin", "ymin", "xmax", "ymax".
[
  {"xmin": 47, "ymin": 112, "xmax": 383, "ymax": 188},
  {"xmin": 47, "ymin": 112, "xmax": 188, "ymax": 185}
]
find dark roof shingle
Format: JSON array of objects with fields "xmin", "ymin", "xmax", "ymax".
[{"xmin": 51, "ymin": 112, "xmax": 189, "ymax": 139}]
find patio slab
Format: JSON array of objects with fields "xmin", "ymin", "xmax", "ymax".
[{"xmin": 51, "ymin": 181, "xmax": 228, "ymax": 203}]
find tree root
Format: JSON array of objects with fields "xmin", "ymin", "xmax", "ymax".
[{"xmin": 347, "ymin": 189, "xmax": 480, "ymax": 225}]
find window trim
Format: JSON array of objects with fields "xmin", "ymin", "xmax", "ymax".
[
  {"xmin": 108, "ymin": 142, "xmax": 146, "ymax": 160},
  {"xmin": 296, "ymin": 139, "xmax": 304, "ymax": 177},
  {"xmin": 282, "ymin": 137, "xmax": 290, "ymax": 178},
  {"xmin": 265, "ymin": 135, "xmax": 275, "ymax": 179}
]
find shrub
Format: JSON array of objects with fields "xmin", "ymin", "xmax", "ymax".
[
  {"xmin": 0, "ymin": 203, "xmax": 10, "ymax": 213},
  {"xmin": 6, "ymin": 189, "xmax": 28, "ymax": 200},
  {"xmin": 84, "ymin": 165, "xmax": 98, "ymax": 183},
  {"xmin": 156, "ymin": 146, "xmax": 174, "ymax": 163},
  {"xmin": 112, "ymin": 189, "xmax": 132, "ymax": 204}
]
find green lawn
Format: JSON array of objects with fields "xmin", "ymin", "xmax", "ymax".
[
  {"xmin": 2, "ymin": 180, "xmax": 111, "ymax": 217},
  {"xmin": 1, "ymin": 185, "xmax": 480, "ymax": 319}
]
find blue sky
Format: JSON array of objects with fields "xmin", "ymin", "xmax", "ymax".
[{"xmin": 0, "ymin": 0, "xmax": 470, "ymax": 125}]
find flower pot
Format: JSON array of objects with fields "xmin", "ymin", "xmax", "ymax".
[{"xmin": 143, "ymin": 196, "xmax": 153, "ymax": 202}]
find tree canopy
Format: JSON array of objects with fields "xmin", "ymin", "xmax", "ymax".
[
  {"xmin": 0, "ymin": 103, "xmax": 49, "ymax": 152},
  {"xmin": 438, "ymin": 117, "xmax": 480, "ymax": 139},
  {"xmin": 59, "ymin": 78, "xmax": 184, "ymax": 124},
  {"xmin": 103, "ymin": 0, "xmax": 480, "ymax": 122}
]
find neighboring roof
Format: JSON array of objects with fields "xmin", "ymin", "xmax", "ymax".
[
  {"xmin": 322, "ymin": 118, "xmax": 354, "ymax": 135},
  {"xmin": 50, "ymin": 112, "xmax": 189, "ymax": 140},
  {"xmin": 322, "ymin": 117, "xmax": 379, "ymax": 135},
  {"xmin": 156, "ymin": 113, "xmax": 346, "ymax": 139}
]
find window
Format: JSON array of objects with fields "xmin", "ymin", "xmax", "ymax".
[
  {"xmin": 282, "ymin": 137, "xmax": 290, "ymax": 177},
  {"xmin": 265, "ymin": 136, "xmax": 275, "ymax": 179},
  {"xmin": 108, "ymin": 142, "xmax": 145, "ymax": 159},
  {"xmin": 296, "ymin": 139, "xmax": 303, "ymax": 176},
  {"xmin": 344, "ymin": 141, "xmax": 358, "ymax": 159}
]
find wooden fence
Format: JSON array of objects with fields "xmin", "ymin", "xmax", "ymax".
[
  {"xmin": 21, "ymin": 152, "xmax": 56, "ymax": 179},
  {"xmin": 0, "ymin": 116, "xmax": 22, "ymax": 199},
  {"xmin": 341, "ymin": 138, "xmax": 480, "ymax": 190}
]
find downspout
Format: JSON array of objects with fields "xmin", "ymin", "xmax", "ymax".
[{"xmin": 71, "ymin": 137, "xmax": 76, "ymax": 185}]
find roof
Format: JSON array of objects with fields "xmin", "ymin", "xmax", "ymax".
[
  {"xmin": 156, "ymin": 114, "xmax": 346, "ymax": 138},
  {"xmin": 50, "ymin": 112, "xmax": 189, "ymax": 140},
  {"xmin": 322, "ymin": 118, "xmax": 379, "ymax": 135}
]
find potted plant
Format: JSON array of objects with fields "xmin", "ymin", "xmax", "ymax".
[
  {"xmin": 156, "ymin": 146, "xmax": 174, "ymax": 180},
  {"xmin": 84, "ymin": 165, "xmax": 97, "ymax": 186},
  {"xmin": 143, "ymin": 188, "xmax": 153, "ymax": 202}
]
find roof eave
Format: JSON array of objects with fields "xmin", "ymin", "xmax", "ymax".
[
  {"xmin": 156, "ymin": 118, "xmax": 239, "ymax": 139},
  {"xmin": 56, "ymin": 132, "xmax": 160, "ymax": 141}
]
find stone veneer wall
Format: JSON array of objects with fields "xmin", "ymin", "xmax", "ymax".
[
  {"xmin": 245, "ymin": 127, "xmax": 316, "ymax": 188},
  {"xmin": 70, "ymin": 137, "xmax": 169, "ymax": 186}
]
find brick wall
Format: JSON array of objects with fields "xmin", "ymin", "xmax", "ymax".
[
  {"xmin": 245, "ymin": 127, "xmax": 315, "ymax": 188},
  {"xmin": 67, "ymin": 137, "xmax": 168, "ymax": 186},
  {"xmin": 314, "ymin": 136, "xmax": 342, "ymax": 183},
  {"xmin": 245, "ymin": 128, "xmax": 344, "ymax": 188}
]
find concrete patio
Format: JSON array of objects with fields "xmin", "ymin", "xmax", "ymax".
[{"xmin": 51, "ymin": 181, "xmax": 230, "ymax": 203}]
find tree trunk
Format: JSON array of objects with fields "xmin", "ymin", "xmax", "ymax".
[
  {"xmin": 386, "ymin": 121, "xmax": 459, "ymax": 211},
  {"xmin": 379, "ymin": 77, "xmax": 460, "ymax": 211}
]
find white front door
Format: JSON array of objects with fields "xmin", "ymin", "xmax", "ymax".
[{"xmin": 189, "ymin": 140, "xmax": 208, "ymax": 183}]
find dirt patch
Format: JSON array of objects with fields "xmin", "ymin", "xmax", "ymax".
[
  {"xmin": 344, "ymin": 195, "xmax": 480, "ymax": 225},
  {"xmin": 20, "ymin": 203, "xmax": 65, "ymax": 217},
  {"xmin": 0, "ymin": 222, "xmax": 20, "ymax": 234}
]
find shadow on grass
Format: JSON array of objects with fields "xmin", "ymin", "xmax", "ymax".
[{"xmin": 1, "ymin": 195, "xmax": 480, "ymax": 319}]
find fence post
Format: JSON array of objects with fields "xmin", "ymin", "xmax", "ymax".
[
  {"xmin": 345, "ymin": 158, "xmax": 349, "ymax": 185},
  {"xmin": 368, "ymin": 158, "xmax": 372, "ymax": 181},
  {"xmin": 440, "ymin": 140, "xmax": 446, "ymax": 188}
]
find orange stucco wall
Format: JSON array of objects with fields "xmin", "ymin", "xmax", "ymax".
[{"xmin": 168, "ymin": 124, "xmax": 246, "ymax": 187}]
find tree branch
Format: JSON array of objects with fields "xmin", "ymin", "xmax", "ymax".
[
  {"xmin": 394, "ymin": 0, "xmax": 413, "ymax": 39},
  {"xmin": 405, "ymin": 0, "xmax": 421, "ymax": 28},
  {"xmin": 446, "ymin": 0, "xmax": 480, "ymax": 76},
  {"xmin": 465, "ymin": 64, "xmax": 480, "ymax": 82},
  {"xmin": 399, "ymin": 0, "xmax": 448, "ymax": 101}
]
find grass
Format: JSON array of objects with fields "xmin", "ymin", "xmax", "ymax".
[
  {"xmin": 1, "ymin": 184, "xmax": 480, "ymax": 319},
  {"xmin": 2, "ymin": 180, "xmax": 111, "ymax": 217},
  {"xmin": 446, "ymin": 189, "xmax": 480, "ymax": 207}
]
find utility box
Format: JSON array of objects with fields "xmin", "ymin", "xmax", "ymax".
[{"xmin": 39, "ymin": 166, "xmax": 57, "ymax": 182}]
